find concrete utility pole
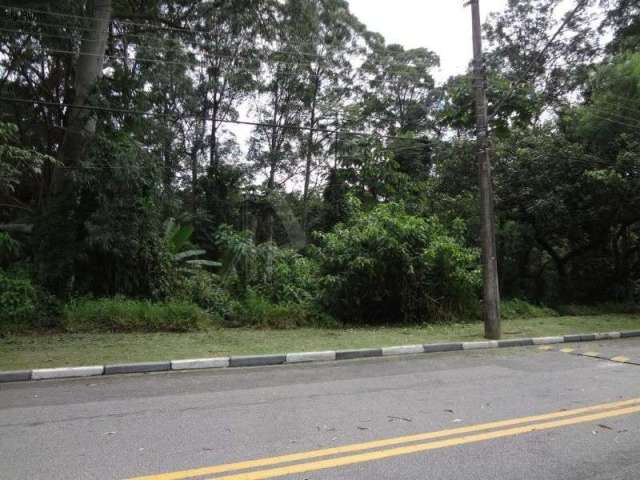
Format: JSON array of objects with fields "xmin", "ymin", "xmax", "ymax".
[{"xmin": 469, "ymin": 0, "xmax": 501, "ymax": 339}]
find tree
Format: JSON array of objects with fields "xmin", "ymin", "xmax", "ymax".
[
  {"xmin": 294, "ymin": 0, "xmax": 365, "ymax": 231},
  {"xmin": 248, "ymin": 1, "xmax": 307, "ymax": 243},
  {"xmin": 360, "ymin": 43, "xmax": 439, "ymax": 136},
  {"xmin": 484, "ymin": 0, "xmax": 598, "ymax": 122},
  {"xmin": 191, "ymin": 0, "xmax": 262, "ymax": 175},
  {"xmin": 601, "ymin": 0, "xmax": 640, "ymax": 53},
  {"xmin": 0, "ymin": 122, "xmax": 51, "ymax": 220},
  {"xmin": 317, "ymin": 203, "xmax": 480, "ymax": 324},
  {"xmin": 51, "ymin": 0, "xmax": 112, "ymax": 193}
]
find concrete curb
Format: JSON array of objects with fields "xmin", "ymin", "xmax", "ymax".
[
  {"xmin": 104, "ymin": 362, "xmax": 171, "ymax": 375},
  {"xmin": 423, "ymin": 342, "xmax": 463, "ymax": 353},
  {"xmin": 336, "ymin": 348, "xmax": 383, "ymax": 360},
  {"xmin": 463, "ymin": 340, "xmax": 498, "ymax": 350},
  {"xmin": 382, "ymin": 345, "xmax": 424, "ymax": 356},
  {"xmin": 532, "ymin": 336, "xmax": 564, "ymax": 345},
  {"xmin": 0, "ymin": 370, "xmax": 31, "ymax": 382},
  {"xmin": 171, "ymin": 357, "xmax": 229, "ymax": 370},
  {"xmin": 1, "ymin": 329, "xmax": 639, "ymax": 383},
  {"xmin": 229, "ymin": 354, "xmax": 286, "ymax": 367},
  {"xmin": 32, "ymin": 366, "xmax": 104, "ymax": 380},
  {"xmin": 286, "ymin": 351, "xmax": 336, "ymax": 363}
]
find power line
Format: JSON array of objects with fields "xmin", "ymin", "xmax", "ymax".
[
  {"xmin": 11, "ymin": 45, "xmax": 323, "ymax": 78},
  {"xmin": 0, "ymin": 5, "xmax": 357, "ymax": 63},
  {"xmin": 587, "ymin": 105, "xmax": 640, "ymax": 125},
  {"xmin": 0, "ymin": 96, "xmax": 436, "ymax": 143},
  {"xmin": 581, "ymin": 110, "xmax": 640, "ymax": 131},
  {"xmin": 2, "ymin": 18, "xmax": 322, "ymax": 66},
  {"xmin": 488, "ymin": 0, "xmax": 590, "ymax": 123},
  {"xmin": 1, "ymin": 4, "xmax": 369, "ymax": 62},
  {"xmin": 0, "ymin": 24, "xmax": 430, "ymax": 73},
  {"xmin": 2, "ymin": 3, "xmax": 445, "ymax": 74},
  {"xmin": 593, "ymin": 93, "xmax": 640, "ymax": 109},
  {"xmin": 0, "ymin": 4, "xmax": 195, "ymax": 33}
]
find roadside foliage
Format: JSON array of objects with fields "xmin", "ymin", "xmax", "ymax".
[{"xmin": 0, "ymin": 0, "xmax": 639, "ymax": 332}]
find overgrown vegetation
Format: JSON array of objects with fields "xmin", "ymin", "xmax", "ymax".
[
  {"xmin": 317, "ymin": 202, "xmax": 480, "ymax": 324},
  {"xmin": 62, "ymin": 297, "xmax": 211, "ymax": 333},
  {"xmin": 1, "ymin": 0, "xmax": 639, "ymax": 334}
]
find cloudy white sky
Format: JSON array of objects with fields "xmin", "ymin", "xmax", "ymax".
[
  {"xmin": 346, "ymin": 0, "xmax": 509, "ymax": 82},
  {"xmin": 236, "ymin": 1, "xmax": 512, "ymax": 167}
]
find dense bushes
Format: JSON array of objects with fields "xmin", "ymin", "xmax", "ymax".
[
  {"xmin": 208, "ymin": 226, "xmax": 328, "ymax": 327},
  {"xmin": 62, "ymin": 297, "xmax": 211, "ymax": 333},
  {"xmin": 229, "ymin": 292, "xmax": 334, "ymax": 329},
  {"xmin": 172, "ymin": 270, "xmax": 235, "ymax": 321},
  {"xmin": 215, "ymin": 225, "xmax": 319, "ymax": 301},
  {"xmin": 316, "ymin": 203, "xmax": 481, "ymax": 324},
  {"xmin": 500, "ymin": 298, "xmax": 558, "ymax": 320},
  {"xmin": 0, "ymin": 270, "xmax": 37, "ymax": 328}
]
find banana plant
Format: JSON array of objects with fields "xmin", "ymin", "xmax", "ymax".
[{"xmin": 163, "ymin": 218, "xmax": 221, "ymax": 270}]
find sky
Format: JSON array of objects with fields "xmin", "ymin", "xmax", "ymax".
[
  {"xmin": 346, "ymin": 0, "xmax": 509, "ymax": 82},
  {"xmin": 234, "ymin": 0, "xmax": 512, "ymax": 174}
]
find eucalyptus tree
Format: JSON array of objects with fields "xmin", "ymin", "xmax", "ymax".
[
  {"xmin": 483, "ymin": 0, "xmax": 599, "ymax": 122},
  {"xmin": 601, "ymin": 0, "xmax": 640, "ymax": 53},
  {"xmin": 289, "ymin": 0, "xmax": 366, "ymax": 231},
  {"xmin": 190, "ymin": 0, "xmax": 263, "ymax": 175},
  {"xmin": 359, "ymin": 40, "xmax": 439, "ymax": 137},
  {"xmin": 333, "ymin": 41, "xmax": 438, "ymax": 207},
  {"xmin": 248, "ymin": 0, "xmax": 309, "ymax": 243}
]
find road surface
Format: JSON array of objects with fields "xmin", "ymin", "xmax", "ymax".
[{"xmin": 1, "ymin": 338, "xmax": 639, "ymax": 479}]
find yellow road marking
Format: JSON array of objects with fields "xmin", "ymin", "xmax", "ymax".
[
  {"xmin": 560, "ymin": 348, "xmax": 575, "ymax": 353},
  {"xmin": 210, "ymin": 405, "xmax": 640, "ymax": 480},
  {"xmin": 582, "ymin": 352, "xmax": 600, "ymax": 357},
  {"xmin": 611, "ymin": 356, "xmax": 630, "ymax": 363},
  {"xmin": 537, "ymin": 346, "xmax": 553, "ymax": 351},
  {"xmin": 128, "ymin": 397, "xmax": 640, "ymax": 480}
]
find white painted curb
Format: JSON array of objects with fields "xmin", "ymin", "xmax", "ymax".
[
  {"xmin": 286, "ymin": 351, "xmax": 336, "ymax": 363},
  {"xmin": 463, "ymin": 340, "xmax": 499, "ymax": 350},
  {"xmin": 171, "ymin": 357, "xmax": 229, "ymax": 370},
  {"xmin": 32, "ymin": 366, "xmax": 104, "ymax": 380},
  {"xmin": 382, "ymin": 345, "xmax": 424, "ymax": 356}
]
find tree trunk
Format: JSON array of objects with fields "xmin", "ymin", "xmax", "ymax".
[
  {"xmin": 209, "ymin": 99, "xmax": 218, "ymax": 177},
  {"xmin": 37, "ymin": 0, "xmax": 111, "ymax": 296},
  {"xmin": 258, "ymin": 90, "xmax": 280, "ymax": 244},
  {"xmin": 302, "ymin": 76, "xmax": 320, "ymax": 233},
  {"xmin": 51, "ymin": 0, "xmax": 112, "ymax": 194},
  {"xmin": 190, "ymin": 141, "xmax": 199, "ymax": 215}
]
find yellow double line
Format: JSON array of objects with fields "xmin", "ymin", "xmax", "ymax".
[{"xmin": 130, "ymin": 397, "xmax": 640, "ymax": 480}]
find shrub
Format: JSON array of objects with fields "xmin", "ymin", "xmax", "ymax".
[
  {"xmin": 0, "ymin": 270, "xmax": 37, "ymax": 330},
  {"xmin": 555, "ymin": 303, "xmax": 640, "ymax": 316},
  {"xmin": 316, "ymin": 203, "xmax": 481, "ymax": 324},
  {"xmin": 253, "ymin": 244, "xmax": 319, "ymax": 304},
  {"xmin": 62, "ymin": 297, "xmax": 211, "ymax": 333},
  {"xmin": 228, "ymin": 291, "xmax": 337, "ymax": 329},
  {"xmin": 172, "ymin": 270, "xmax": 236, "ymax": 320},
  {"xmin": 500, "ymin": 298, "xmax": 558, "ymax": 320},
  {"xmin": 215, "ymin": 225, "xmax": 319, "ymax": 303}
]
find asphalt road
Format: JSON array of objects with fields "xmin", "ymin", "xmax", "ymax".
[{"xmin": 1, "ymin": 338, "xmax": 639, "ymax": 480}]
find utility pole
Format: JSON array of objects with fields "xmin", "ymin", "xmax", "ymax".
[{"xmin": 469, "ymin": 0, "xmax": 501, "ymax": 339}]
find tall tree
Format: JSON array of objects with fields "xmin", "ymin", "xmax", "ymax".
[
  {"xmin": 483, "ymin": 0, "xmax": 598, "ymax": 122},
  {"xmin": 51, "ymin": 0, "xmax": 112, "ymax": 194},
  {"xmin": 293, "ymin": 0, "xmax": 365, "ymax": 231},
  {"xmin": 248, "ymin": 0, "xmax": 307, "ymax": 243},
  {"xmin": 359, "ymin": 42, "xmax": 439, "ymax": 136}
]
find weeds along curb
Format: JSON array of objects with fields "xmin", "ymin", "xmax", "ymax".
[{"xmin": 1, "ymin": 330, "xmax": 639, "ymax": 383}]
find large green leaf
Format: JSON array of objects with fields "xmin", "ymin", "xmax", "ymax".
[{"xmin": 174, "ymin": 249, "xmax": 206, "ymax": 261}]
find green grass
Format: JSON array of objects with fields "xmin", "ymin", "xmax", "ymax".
[{"xmin": 1, "ymin": 313, "xmax": 639, "ymax": 370}]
